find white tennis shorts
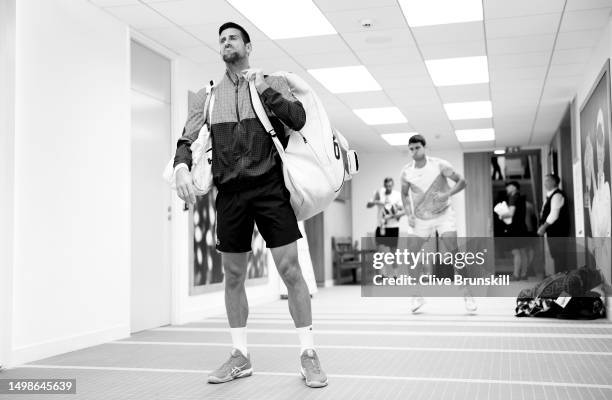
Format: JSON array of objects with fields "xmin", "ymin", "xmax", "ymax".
[{"xmin": 409, "ymin": 207, "xmax": 457, "ymax": 238}]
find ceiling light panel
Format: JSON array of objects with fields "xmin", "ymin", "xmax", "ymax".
[
  {"xmin": 354, "ymin": 107, "xmax": 408, "ymax": 125},
  {"xmin": 381, "ymin": 133, "xmax": 418, "ymax": 146},
  {"xmin": 455, "ymin": 128, "xmax": 495, "ymax": 142},
  {"xmin": 308, "ymin": 66, "xmax": 382, "ymax": 93},
  {"xmin": 411, "ymin": 21, "xmax": 484, "ymax": 45},
  {"xmin": 227, "ymin": 0, "xmax": 336, "ymax": 39},
  {"xmin": 444, "ymin": 101, "xmax": 492, "ymax": 120},
  {"xmin": 398, "ymin": 0, "xmax": 483, "ymax": 27},
  {"xmin": 452, "ymin": 119, "xmax": 493, "ymax": 130},
  {"xmin": 437, "ymin": 84, "xmax": 491, "ymax": 103},
  {"xmin": 425, "ymin": 56, "xmax": 489, "ymax": 86}
]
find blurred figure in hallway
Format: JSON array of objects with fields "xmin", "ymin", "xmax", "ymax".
[
  {"xmin": 537, "ymin": 174, "xmax": 571, "ymax": 273},
  {"xmin": 367, "ymin": 177, "xmax": 404, "ymax": 277},
  {"xmin": 491, "ymin": 156, "xmax": 503, "ymax": 180},
  {"xmin": 499, "ymin": 181, "xmax": 528, "ymax": 280}
]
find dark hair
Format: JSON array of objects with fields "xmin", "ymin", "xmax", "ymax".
[
  {"xmin": 408, "ymin": 134, "xmax": 426, "ymax": 147},
  {"xmin": 384, "ymin": 177, "xmax": 393, "ymax": 185},
  {"xmin": 505, "ymin": 180, "xmax": 520, "ymax": 190},
  {"xmin": 218, "ymin": 22, "xmax": 251, "ymax": 44},
  {"xmin": 545, "ymin": 173, "xmax": 560, "ymax": 186}
]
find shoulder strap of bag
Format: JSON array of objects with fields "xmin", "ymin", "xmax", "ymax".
[
  {"xmin": 204, "ymin": 80, "xmax": 216, "ymax": 128},
  {"xmin": 248, "ymin": 80, "xmax": 286, "ymax": 163}
]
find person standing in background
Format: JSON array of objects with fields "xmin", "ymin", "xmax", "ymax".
[
  {"xmin": 538, "ymin": 174, "xmax": 571, "ymax": 273},
  {"xmin": 367, "ymin": 177, "xmax": 404, "ymax": 276},
  {"xmin": 499, "ymin": 181, "xmax": 528, "ymax": 280}
]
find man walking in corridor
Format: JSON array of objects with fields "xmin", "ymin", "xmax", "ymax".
[
  {"xmin": 400, "ymin": 134, "xmax": 477, "ymax": 313},
  {"xmin": 172, "ymin": 22, "xmax": 327, "ymax": 388}
]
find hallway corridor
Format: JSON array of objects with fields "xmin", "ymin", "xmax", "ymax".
[{"xmin": 2, "ymin": 286, "xmax": 611, "ymax": 400}]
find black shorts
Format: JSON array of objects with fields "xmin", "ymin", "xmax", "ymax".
[
  {"xmin": 215, "ymin": 176, "xmax": 302, "ymax": 253},
  {"xmin": 375, "ymin": 227, "xmax": 399, "ymax": 249}
]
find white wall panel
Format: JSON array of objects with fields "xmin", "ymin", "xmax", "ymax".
[{"xmin": 12, "ymin": 0, "xmax": 131, "ymax": 365}]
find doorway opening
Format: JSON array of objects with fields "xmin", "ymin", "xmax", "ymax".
[
  {"xmin": 130, "ymin": 40, "xmax": 172, "ymax": 333},
  {"xmin": 491, "ymin": 150, "xmax": 543, "ymax": 280}
]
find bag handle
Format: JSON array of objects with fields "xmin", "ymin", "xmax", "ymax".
[
  {"xmin": 248, "ymin": 80, "xmax": 287, "ymax": 163},
  {"xmin": 204, "ymin": 80, "xmax": 215, "ymax": 128}
]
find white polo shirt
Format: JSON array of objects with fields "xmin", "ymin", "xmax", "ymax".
[{"xmin": 400, "ymin": 156, "xmax": 454, "ymax": 220}]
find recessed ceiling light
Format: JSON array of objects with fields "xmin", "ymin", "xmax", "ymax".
[
  {"xmin": 227, "ymin": 0, "xmax": 336, "ymax": 39},
  {"xmin": 398, "ymin": 0, "xmax": 483, "ymax": 27},
  {"xmin": 455, "ymin": 128, "xmax": 495, "ymax": 142},
  {"xmin": 308, "ymin": 66, "xmax": 382, "ymax": 93},
  {"xmin": 444, "ymin": 101, "xmax": 492, "ymax": 120},
  {"xmin": 425, "ymin": 56, "xmax": 489, "ymax": 86},
  {"xmin": 381, "ymin": 133, "xmax": 418, "ymax": 146},
  {"xmin": 494, "ymin": 149, "xmax": 506, "ymax": 155},
  {"xmin": 353, "ymin": 107, "xmax": 408, "ymax": 125}
]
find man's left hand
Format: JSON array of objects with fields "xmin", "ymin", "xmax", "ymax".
[
  {"xmin": 243, "ymin": 68, "xmax": 268, "ymax": 93},
  {"xmin": 537, "ymin": 226, "xmax": 546, "ymax": 236},
  {"xmin": 434, "ymin": 191, "xmax": 450, "ymax": 203}
]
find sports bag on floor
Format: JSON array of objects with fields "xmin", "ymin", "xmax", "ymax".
[{"xmin": 248, "ymin": 71, "xmax": 359, "ymax": 221}]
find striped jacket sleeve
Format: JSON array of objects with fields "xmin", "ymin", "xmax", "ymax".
[
  {"xmin": 260, "ymin": 76, "xmax": 306, "ymax": 131},
  {"xmin": 173, "ymin": 87, "xmax": 208, "ymax": 170}
]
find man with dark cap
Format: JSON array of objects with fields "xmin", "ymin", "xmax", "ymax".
[{"xmin": 172, "ymin": 22, "xmax": 327, "ymax": 388}]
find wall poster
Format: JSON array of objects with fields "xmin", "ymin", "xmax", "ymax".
[{"xmin": 579, "ymin": 59, "xmax": 611, "ymax": 281}]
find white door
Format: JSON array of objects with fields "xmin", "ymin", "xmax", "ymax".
[{"xmin": 130, "ymin": 41, "xmax": 172, "ymax": 333}]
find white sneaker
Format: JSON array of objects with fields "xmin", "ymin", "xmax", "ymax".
[
  {"xmin": 464, "ymin": 295, "xmax": 477, "ymax": 312},
  {"xmin": 300, "ymin": 349, "xmax": 328, "ymax": 388},
  {"xmin": 410, "ymin": 296, "xmax": 425, "ymax": 313}
]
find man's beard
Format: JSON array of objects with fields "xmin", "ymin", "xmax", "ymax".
[{"xmin": 222, "ymin": 50, "xmax": 242, "ymax": 63}]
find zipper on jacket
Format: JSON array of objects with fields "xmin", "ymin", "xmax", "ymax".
[
  {"xmin": 235, "ymin": 83, "xmax": 240, "ymax": 121},
  {"xmin": 226, "ymin": 70, "xmax": 241, "ymax": 121}
]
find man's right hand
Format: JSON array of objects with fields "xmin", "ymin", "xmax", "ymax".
[
  {"xmin": 408, "ymin": 214, "xmax": 416, "ymax": 228},
  {"xmin": 176, "ymin": 168, "xmax": 197, "ymax": 205}
]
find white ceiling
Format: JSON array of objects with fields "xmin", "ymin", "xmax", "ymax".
[{"xmin": 90, "ymin": 0, "xmax": 612, "ymax": 153}]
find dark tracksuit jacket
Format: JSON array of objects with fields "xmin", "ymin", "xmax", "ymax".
[{"xmin": 173, "ymin": 70, "xmax": 306, "ymax": 193}]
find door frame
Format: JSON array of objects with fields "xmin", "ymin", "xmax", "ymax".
[
  {"xmin": 129, "ymin": 31, "xmax": 177, "ymax": 331},
  {"xmin": 464, "ymin": 152, "xmax": 494, "ymax": 237},
  {"xmin": 465, "ymin": 148, "xmax": 546, "ymax": 237}
]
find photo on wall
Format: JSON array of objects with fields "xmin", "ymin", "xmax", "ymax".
[
  {"xmin": 186, "ymin": 91, "xmax": 269, "ymax": 295},
  {"xmin": 579, "ymin": 59, "xmax": 612, "ymax": 278}
]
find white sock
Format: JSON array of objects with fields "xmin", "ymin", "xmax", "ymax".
[
  {"xmin": 296, "ymin": 325, "xmax": 314, "ymax": 354},
  {"xmin": 230, "ymin": 327, "xmax": 248, "ymax": 356}
]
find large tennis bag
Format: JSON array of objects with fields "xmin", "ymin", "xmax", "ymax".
[
  {"xmin": 164, "ymin": 72, "xmax": 359, "ymax": 220},
  {"xmin": 248, "ymin": 71, "xmax": 359, "ymax": 221}
]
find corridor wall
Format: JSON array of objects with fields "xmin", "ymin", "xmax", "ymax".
[
  {"xmin": 0, "ymin": 0, "xmax": 16, "ymax": 369},
  {"xmin": 571, "ymin": 12, "xmax": 612, "ymax": 316},
  {"xmin": 10, "ymin": 0, "xmax": 131, "ymax": 366}
]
